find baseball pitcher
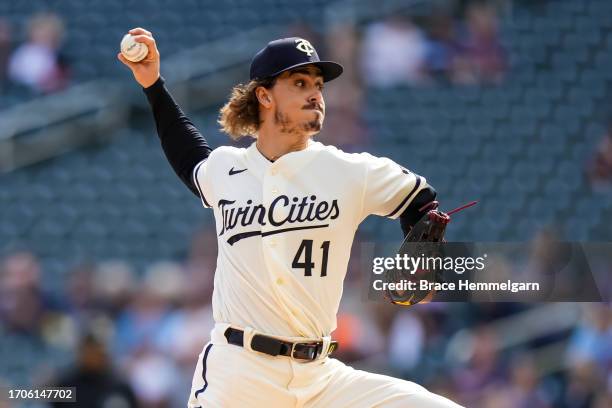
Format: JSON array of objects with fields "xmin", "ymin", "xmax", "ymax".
[{"xmin": 118, "ymin": 27, "xmax": 463, "ymax": 408}]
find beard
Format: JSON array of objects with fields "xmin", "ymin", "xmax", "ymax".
[
  {"xmin": 274, "ymin": 108, "xmax": 323, "ymax": 135},
  {"xmin": 304, "ymin": 110, "xmax": 323, "ymax": 132}
]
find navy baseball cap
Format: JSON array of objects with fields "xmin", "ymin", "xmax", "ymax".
[{"xmin": 250, "ymin": 37, "xmax": 343, "ymax": 82}]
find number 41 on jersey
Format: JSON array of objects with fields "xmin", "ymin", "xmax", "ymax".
[{"xmin": 292, "ymin": 239, "xmax": 330, "ymax": 277}]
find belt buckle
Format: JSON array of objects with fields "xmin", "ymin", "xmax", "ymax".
[
  {"xmin": 290, "ymin": 342, "xmax": 321, "ymax": 361},
  {"xmin": 327, "ymin": 341, "xmax": 339, "ymax": 356},
  {"xmin": 289, "ymin": 342, "xmax": 300, "ymax": 361}
]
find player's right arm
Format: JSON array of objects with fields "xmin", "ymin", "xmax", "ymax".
[{"xmin": 117, "ymin": 27, "xmax": 212, "ymax": 198}]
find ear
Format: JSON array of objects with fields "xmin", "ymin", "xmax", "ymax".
[{"xmin": 255, "ymin": 87, "xmax": 272, "ymax": 108}]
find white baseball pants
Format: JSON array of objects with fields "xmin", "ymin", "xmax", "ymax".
[{"xmin": 187, "ymin": 323, "xmax": 463, "ymax": 408}]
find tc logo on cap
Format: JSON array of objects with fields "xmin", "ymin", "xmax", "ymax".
[
  {"xmin": 295, "ymin": 38, "xmax": 315, "ymax": 56},
  {"xmin": 249, "ymin": 37, "xmax": 343, "ymax": 82}
]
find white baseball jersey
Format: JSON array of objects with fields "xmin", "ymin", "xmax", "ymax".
[{"xmin": 192, "ymin": 139, "xmax": 428, "ymax": 339}]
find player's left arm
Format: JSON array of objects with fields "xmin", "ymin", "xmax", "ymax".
[
  {"xmin": 397, "ymin": 185, "xmax": 439, "ymax": 305},
  {"xmin": 359, "ymin": 154, "xmax": 433, "ymax": 223},
  {"xmin": 359, "ymin": 155, "xmax": 439, "ymax": 304}
]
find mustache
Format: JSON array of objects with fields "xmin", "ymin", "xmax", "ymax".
[{"xmin": 302, "ymin": 102, "xmax": 324, "ymax": 114}]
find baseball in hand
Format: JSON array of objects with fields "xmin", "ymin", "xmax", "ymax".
[{"xmin": 120, "ymin": 33, "xmax": 148, "ymax": 62}]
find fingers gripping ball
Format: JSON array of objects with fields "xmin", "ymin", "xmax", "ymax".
[{"xmin": 120, "ymin": 34, "xmax": 148, "ymax": 62}]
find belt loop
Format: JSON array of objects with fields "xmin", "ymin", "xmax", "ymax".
[
  {"xmin": 320, "ymin": 335, "xmax": 331, "ymax": 359},
  {"xmin": 243, "ymin": 326, "xmax": 256, "ymax": 353}
]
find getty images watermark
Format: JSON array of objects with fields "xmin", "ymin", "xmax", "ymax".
[
  {"xmin": 360, "ymin": 242, "xmax": 610, "ymax": 303},
  {"xmin": 372, "ymin": 253, "xmax": 541, "ymax": 294}
]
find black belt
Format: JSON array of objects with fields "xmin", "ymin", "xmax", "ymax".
[{"xmin": 224, "ymin": 327, "xmax": 339, "ymax": 361}]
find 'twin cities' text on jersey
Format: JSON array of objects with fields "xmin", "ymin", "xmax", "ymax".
[
  {"xmin": 192, "ymin": 140, "xmax": 429, "ymax": 338},
  {"xmin": 218, "ymin": 195, "xmax": 340, "ymax": 244}
]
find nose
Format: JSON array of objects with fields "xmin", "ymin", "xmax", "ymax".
[{"xmin": 308, "ymin": 91, "xmax": 323, "ymax": 107}]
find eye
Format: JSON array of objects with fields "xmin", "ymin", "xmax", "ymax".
[
  {"xmin": 317, "ymin": 83, "xmax": 324, "ymax": 91},
  {"xmin": 295, "ymin": 80, "xmax": 305, "ymax": 87}
]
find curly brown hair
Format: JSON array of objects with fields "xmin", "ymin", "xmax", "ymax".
[{"xmin": 218, "ymin": 77, "xmax": 277, "ymax": 140}]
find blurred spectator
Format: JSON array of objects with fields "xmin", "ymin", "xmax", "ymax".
[
  {"xmin": 143, "ymin": 261, "xmax": 186, "ymax": 306},
  {"xmin": 424, "ymin": 12, "xmax": 461, "ymax": 84},
  {"xmin": 587, "ymin": 121, "xmax": 612, "ymax": 190},
  {"xmin": 8, "ymin": 13, "xmax": 70, "ymax": 94},
  {"xmin": 452, "ymin": 326, "xmax": 505, "ymax": 405},
  {"xmin": 0, "ymin": 18, "xmax": 11, "ymax": 92},
  {"xmin": 503, "ymin": 354, "xmax": 551, "ymax": 408},
  {"xmin": 361, "ymin": 15, "xmax": 427, "ymax": 87},
  {"xmin": 563, "ymin": 303, "xmax": 611, "ymax": 407},
  {"xmin": 66, "ymin": 263, "xmax": 98, "ymax": 321},
  {"xmin": 144, "ymin": 261, "xmax": 214, "ymax": 367},
  {"xmin": 156, "ymin": 266, "xmax": 214, "ymax": 368},
  {"xmin": 111, "ymin": 263, "xmax": 179, "ymax": 359},
  {"xmin": 592, "ymin": 389, "xmax": 612, "ymax": 408},
  {"xmin": 126, "ymin": 347, "xmax": 182, "ymax": 408},
  {"xmin": 455, "ymin": 2, "xmax": 507, "ymax": 84},
  {"xmin": 387, "ymin": 310, "xmax": 425, "ymax": 374},
  {"xmin": 566, "ymin": 304, "xmax": 612, "ymax": 375},
  {"xmin": 52, "ymin": 333, "xmax": 137, "ymax": 408},
  {"xmin": 94, "ymin": 260, "xmax": 136, "ymax": 317},
  {"xmin": 51, "ymin": 263, "xmax": 113, "ymax": 350},
  {"xmin": 563, "ymin": 361, "xmax": 603, "ymax": 408},
  {"xmin": 0, "ymin": 251, "xmax": 50, "ymax": 335},
  {"xmin": 360, "ymin": 3, "xmax": 506, "ymax": 87}
]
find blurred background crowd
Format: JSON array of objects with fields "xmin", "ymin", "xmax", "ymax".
[{"xmin": 1, "ymin": 0, "xmax": 611, "ymax": 407}]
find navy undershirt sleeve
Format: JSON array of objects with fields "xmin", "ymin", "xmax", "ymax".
[
  {"xmin": 143, "ymin": 76, "xmax": 212, "ymax": 196},
  {"xmin": 399, "ymin": 186, "xmax": 437, "ymax": 237}
]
